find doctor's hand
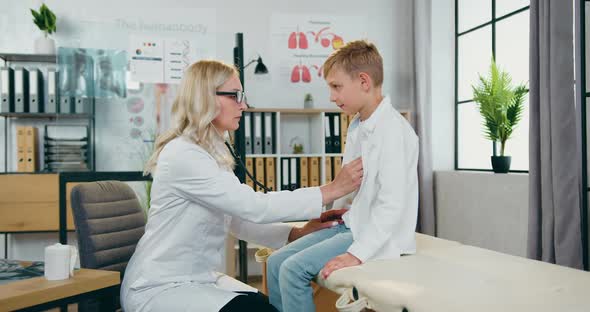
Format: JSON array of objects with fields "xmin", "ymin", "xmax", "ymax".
[
  {"xmin": 320, "ymin": 157, "xmax": 363, "ymax": 205},
  {"xmin": 321, "ymin": 252, "xmax": 362, "ymax": 279},
  {"xmin": 288, "ymin": 209, "xmax": 347, "ymax": 242}
]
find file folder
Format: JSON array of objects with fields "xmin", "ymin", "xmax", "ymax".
[
  {"xmin": 16, "ymin": 126, "xmax": 26, "ymax": 172},
  {"xmin": 1, "ymin": 66, "xmax": 14, "ymax": 113},
  {"xmin": 74, "ymin": 97, "xmax": 90, "ymax": 114},
  {"xmin": 324, "ymin": 115, "xmax": 332, "ymax": 153},
  {"xmin": 281, "ymin": 158, "xmax": 290, "ymax": 190},
  {"xmin": 60, "ymin": 95, "xmax": 73, "ymax": 114},
  {"xmin": 265, "ymin": 157, "xmax": 276, "ymax": 191},
  {"xmin": 245, "ymin": 157, "xmax": 255, "ymax": 188},
  {"xmin": 263, "ymin": 113, "xmax": 275, "ymax": 154},
  {"xmin": 340, "ymin": 113, "xmax": 348, "ymax": 150},
  {"xmin": 28, "ymin": 68, "xmax": 44, "ymax": 113},
  {"xmin": 253, "ymin": 113, "xmax": 263, "ymax": 154},
  {"xmin": 290, "ymin": 157, "xmax": 299, "ymax": 191},
  {"xmin": 332, "ymin": 114, "xmax": 341, "ymax": 153},
  {"xmin": 24, "ymin": 126, "xmax": 38, "ymax": 172},
  {"xmin": 255, "ymin": 157, "xmax": 265, "ymax": 192},
  {"xmin": 300, "ymin": 157, "xmax": 309, "ymax": 188},
  {"xmin": 14, "ymin": 67, "xmax": 29, "ymax": 113},
  {"xmin": 309, "ymin": 157, "xmax": 320, "ymax": 187},
  {"xmin": 333, "ymin": 156, "xmax": 342, "ymax": 179},
  {"xmin": 244, "ymin": 112, "xmax": 253, "ymax": 154},
  {"xmin": 46, "ymin": 68, "xmax": 58, "ymax": 113},
  {"xmin": 325, "ymin": 156, "xmax": 333, "ymax": 183}
]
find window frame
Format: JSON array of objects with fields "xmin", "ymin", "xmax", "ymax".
[{"xmin": 454, "ymin": 0, "xmax": 530, "ymax": 172}]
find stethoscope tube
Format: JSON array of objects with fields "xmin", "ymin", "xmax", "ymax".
[{"xmin": 225, "ymin": 141, "xmax": 270, "ymax": 193}]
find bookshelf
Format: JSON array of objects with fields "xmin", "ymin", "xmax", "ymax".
[
  {"xmin": 242, "ymin": 107, "xmax": 410, "ymax": 192},
  {"xmin": 0, "ymin": 52, "xmax": 95, "ymax": 174}
]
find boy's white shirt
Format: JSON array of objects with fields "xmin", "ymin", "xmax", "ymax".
[{"xmin": 332, "ymin": 95, "xmax": 419, "ymax": 262}]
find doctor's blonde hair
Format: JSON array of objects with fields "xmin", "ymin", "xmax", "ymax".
[{"xmin": 144, "ymin": 60, "xmax": 237, "ymax": 175}]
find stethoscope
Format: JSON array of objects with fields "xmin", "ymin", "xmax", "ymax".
[{"xmin": 225, "ymin": 141, "xmax": 270, "ymax": 193}]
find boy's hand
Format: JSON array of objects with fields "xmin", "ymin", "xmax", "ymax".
[{"xmin": 321, "ymin": 252, "xmax": 361, "ymax": 279}]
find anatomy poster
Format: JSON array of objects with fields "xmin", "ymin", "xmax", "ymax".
[{"xmin": 271, "ymin": 14, "xmax": 367, "ymax": 108}]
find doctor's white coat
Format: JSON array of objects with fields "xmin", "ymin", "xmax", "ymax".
[{"xmin": 121, "ymin": 136, "xmax": 323, "ymax": 312}]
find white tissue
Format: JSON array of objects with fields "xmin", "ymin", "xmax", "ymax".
[{"xmin": 44, "ymin": 243, "xmax": 77, "ymax": 281}]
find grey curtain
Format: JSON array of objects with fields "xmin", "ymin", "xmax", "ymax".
[
  {"xmin": 528, "ymin": 0, "xmax": 583, "ymax": 269},
  {"xmin": 411, "ymin": 0, "xmax": 436, "ymax": 235}
]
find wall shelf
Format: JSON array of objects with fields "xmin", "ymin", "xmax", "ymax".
[{"xmin": 0, "ymin": 53, "xmax": 57, "ymax": 63}]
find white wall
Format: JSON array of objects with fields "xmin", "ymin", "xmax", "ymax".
[{"xmin": 0, "ymin": 0, "xmax": 412, "ymax": 109}]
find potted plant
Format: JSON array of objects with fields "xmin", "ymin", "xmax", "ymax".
[
  {"xmin": 30, "ymin": 3, "xmax": 57, "ymax": 54},
  {"xmin": 472, "ymin": 59, "xmax": 528, "ymax": 173},
  {"xmin": 304, "ymin": 93, "xmax": 314, "ymax": 108}
]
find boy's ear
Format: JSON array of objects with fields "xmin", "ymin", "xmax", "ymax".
[{"xmin": 358, "ymin": 72, "xmax": 372, "ymax": 91}]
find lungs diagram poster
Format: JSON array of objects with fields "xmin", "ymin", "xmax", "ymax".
[{"xmin": 270, "ymin": 14, "xmax": 367, "ymax": 108}]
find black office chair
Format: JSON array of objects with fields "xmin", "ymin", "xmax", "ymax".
[{"xmin": 70, "ymin": 180, "xmax": 146, "ymax": 311}]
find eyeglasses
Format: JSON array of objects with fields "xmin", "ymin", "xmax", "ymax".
[{"xmin": 216, "ymin": 90, "xmax": 246, "ymax": 104}]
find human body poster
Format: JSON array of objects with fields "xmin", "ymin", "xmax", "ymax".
[{"xmin": 270, "ymin": 14, "xmax": 367, "ymax": 108}]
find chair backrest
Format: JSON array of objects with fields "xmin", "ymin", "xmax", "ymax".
[{"xmin": 70, "ymin": 181, "xmax": 146, "ymax": 275}]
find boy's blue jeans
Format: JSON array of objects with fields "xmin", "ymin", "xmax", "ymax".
[{"xmin": 267, "ymin": 223, "xmax": 353, "ymax": 312}]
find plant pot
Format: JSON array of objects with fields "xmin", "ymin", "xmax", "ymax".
[
  {"xmin": 34, "ymin": 36, "xmax": 56, "ymax": 54},
  {"xmin": 304, "ymin": 99, "xmax": 314, "ymax": 109},
  {"xmin": 491, "ymin": 156, "xmax": 511, "ymax": 173}
]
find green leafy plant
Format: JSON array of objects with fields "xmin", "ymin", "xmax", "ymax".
[
  {"xmin": 472, "ymin": 58, "xmax": 528, "ymax": 156},
  {"xmin": 304, "ymin": 93, "xmax": 313, "ymax": 102},
  {"xmin": 30, "ymin": 4, "xmax": 57, "ymax": 37}
]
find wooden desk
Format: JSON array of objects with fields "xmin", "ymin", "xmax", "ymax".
[{"xmin": 0, "ymin": 268, "xmax": 120, "ymax": 312}]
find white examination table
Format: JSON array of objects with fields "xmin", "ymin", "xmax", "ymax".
[{"xmin": 316, "ymin": 234, "xmax": 590, "ymax": 312}]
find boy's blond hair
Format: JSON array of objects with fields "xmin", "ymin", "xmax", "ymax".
[{"xmin": 323, "ymin": 40, "xmax": 383, "ymax": 87}]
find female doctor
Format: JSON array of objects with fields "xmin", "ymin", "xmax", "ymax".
[{"xmin": 120, "ymin": 60, "xmax": 363, "ymax": 312}]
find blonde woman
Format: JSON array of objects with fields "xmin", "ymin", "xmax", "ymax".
[{"xmin": 120, "ymin": 60, "xmax": 363, "ymax": 312}]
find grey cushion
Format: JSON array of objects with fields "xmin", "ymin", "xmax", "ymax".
[{"xmin": 71, "ymin": 181, "xmax": 146, "ymax": 275}]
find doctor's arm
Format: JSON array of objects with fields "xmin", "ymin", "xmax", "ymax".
[
  {"xmin": 229, "ymin": 208, "xmax": 348, "ymax": 249},
  {"xmin": 164, "ymin": 148, "xmax": 361, "ymax": 224}
]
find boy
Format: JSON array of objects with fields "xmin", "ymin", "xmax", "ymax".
[{"xmin": 266, "ymin": 40, "xmax": 419, "ymax": 312}]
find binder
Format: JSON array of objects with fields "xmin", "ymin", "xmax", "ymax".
[
  {"xmin": 60, "ymin": 95, "xmax": 73, "ymax": 114},
  {"xmin": 309, "ymin": 157, "xmax": 320, "ymax": 187},
  {"xmin": 290, "ymin": 157, "xmax": 299, "ymax": 190},
  {"xmin": 263, "ymin": 113, "xmax": 275, "ymax": 154},
  {"xmin": 245, "ymin": 157, "xmax": 255, "ymax": 188},
  {"xmin": 16, "ymin": 126, "xmax": 26, "ymax": 172},
  {"xmin": 244, "ymin": 112, "xmax": 252, "ymax": 154},
  {"xmin": 299, "ymin": 157, "xmax": 309, "ymax": 188},
  {"xmin": 24, "ymin": 126, "xmax": 37, "ymax": 172},
  {"xmin": 333, "ymin": 156, "xmax": 342, "ymax": 179},
  {"xmin": 325, "ymin": 156, "xmax": 333, "ymax": 183},
  {"xmin": 281, "ymin": 158, "xmax": 290, "ymax": 190},
  {"xmin": 340, "ymin": 113, "xmax": 348, "ymax": 150},
  {"xmin": 265, "ymin": 157, "xmax": 276, "ymax": 191},
  {"xmin": 324, "ymin": 115, "xmax": 332, "ymax": 153},
  {"xmin": 14, "ymin": 67, "xmax": 29, "ymax": 113},
  {"xmin": 253, "ymin": 112, "xmax": 263, "ymax": 154},
  {"xmin": 332, "ymin": 114, "xmax": 341, "ymax": 153},
  {"xmin": 46, "ymin": 68, "xmax": 58, "ymax": 113},
  {"xmin": 74, "ymin": 97, "xmax": 90, "ymax": 114},
  {"xmin": 0, "ymin": 66, "xmax": 14, "ymax": 113},
  {"xmin": 255, "ymin": 157, "xmax": 265, "ymax": 192},
  {"xmin": 28, "ymin": 68, "xmax": 44, "ymax": 113}
]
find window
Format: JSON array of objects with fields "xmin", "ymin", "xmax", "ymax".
[{"xmin": 455, "ymin": 0, "xmax": 530, "ymax": 171}]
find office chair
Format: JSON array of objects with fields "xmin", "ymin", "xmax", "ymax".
[{"xmin": 70, "ymin": 180, "xmax": 146, "ymax": 311}]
